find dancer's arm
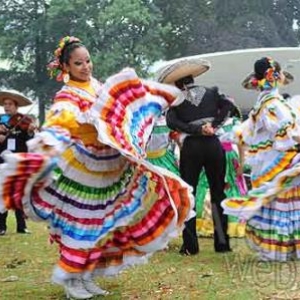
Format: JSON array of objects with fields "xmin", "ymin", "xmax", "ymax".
[
  {"xmin": 27, "ymin": 91, "xmax": 81, "ymax": 155},
  {"xmin": 237, "ymin": 143, "xmax": 245, "ymax": 176},
  {"xmin": 212, "ymin": 92, "xmax": 234, "ymax": 129}
]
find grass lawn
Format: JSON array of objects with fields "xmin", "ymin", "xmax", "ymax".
[{"xmin": 0, "ymin": 216, "xmax": 299, "ymax": 300}]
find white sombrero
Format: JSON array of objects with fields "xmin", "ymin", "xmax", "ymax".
[
  {"xmin": 0, "ymin": 90, "xmax": 32, "ymax": 107},
  {"xmin": 157, "ymin": 57, "xmax": 211, "ymax": 84},
  {"xmin": 242, "ymin": 70, "xmax": 294, "ymax": 90}
]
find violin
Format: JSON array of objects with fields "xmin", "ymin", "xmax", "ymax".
[
  {"xmin": 8, "ymin": 113, "xmax": 34, "ymax": 131},
  {"xmin": 0, "ymin": 113, "xmax": 34, "ymax": 132}
]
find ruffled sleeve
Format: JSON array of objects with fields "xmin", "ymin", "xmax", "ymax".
[
  {"xmin": 262, "ymin": 100, "xmax": 300, "ymax": 151},
  {"xmin": 28, "ymin": 90, "xmax": 81, "ymax": 154}
]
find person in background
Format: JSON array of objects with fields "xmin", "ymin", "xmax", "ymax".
[
  {"xmin": 146, "ymin": 113, "xmax": 180, "ymax": 176},
  {"xmin": 0, "ymin": 90, "xmax": 35, "ymax": 235},
  {"xmin": 222, "ymin": 57, "xmax": 300, "ymax": 261},
  {"xmin": 240, "ymin": 68, "xmax": 294, "ymax": 192},
  {"xmin": 158, "ymin": 57, "xmax": 234, "ymax": 255}
]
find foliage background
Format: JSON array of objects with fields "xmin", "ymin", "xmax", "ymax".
[{"xmin": 0, "ymin": 0, "xmax": 300, "ymax": 122}]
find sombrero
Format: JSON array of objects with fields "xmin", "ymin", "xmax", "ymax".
[
  {"xmin": 0, "ymin": 90, "xmax": 32, "ymax": 107},
  {"xmin": 242, "ymin": 57, "xmax": 294, "ymax": 90},
  {"xmin": 242, "ymin": 70, "xmax": 294, "ymax": 90},
  {"xmin": 157, "ymin": 57, "xmax": 211, "ymax": 84}
]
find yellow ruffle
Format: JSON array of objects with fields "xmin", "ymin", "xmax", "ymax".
[
  {"xmin": 45, "ymin": 109, "xmax": 105, "ymax": 147},
  {"xmin": 228, "ymin": 223, "xmax": 245, "ymax": 238},
  {"xmin": 196, "ymin": 218, "xmax": 213, "ymax": 237},
  {"xmin": 45, "ymin": 110, "xmax": 79, "ymax": 131},
  {"xmin": 146, "ymin": 149, "xmax": 167, "ymax": 159},
  {"xmin": 196, "ymin": 218, "xmax": 245, "ymax": 238},
  {"xmin": 252, "ymin": 151, "xmax": 296, "ymax": 188},
  {"xmin": 67, "ymin": 79, "xmax": 97, "ymax": 97}
]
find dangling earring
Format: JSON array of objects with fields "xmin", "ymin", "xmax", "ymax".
[{"xmin": 63, "ymin": 72, "xmax": 70, "ymax": 83}]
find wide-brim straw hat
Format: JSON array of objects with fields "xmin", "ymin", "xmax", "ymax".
[
  {"xmin": 242, "ymin": 70, "xmax": 294, "ymax": 90},
  {"xmin": 157, "ymin": 57, "xmax": 211, "ymax": 84},
  {"xmin": 0, "ymin": 90, "xmax": 32, "ymax": 107}
]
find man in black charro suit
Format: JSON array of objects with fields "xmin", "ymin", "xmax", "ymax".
[{"xmin": 157, "ymin": 58, "xmax": 234, "ymax": 255}]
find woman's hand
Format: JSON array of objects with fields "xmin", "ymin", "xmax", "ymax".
[
  {"xmin": 236, "ymin": 164, "xmax": 244, "ymax": 176},
  {"xmin": 237, "ymin": 143, "xmax": 245, "ymax": 175}
]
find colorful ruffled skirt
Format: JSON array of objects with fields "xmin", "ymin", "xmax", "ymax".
[
  {"xmin": 222, "ymin": 152, "xmax": 300, "ymax": 261},
  {"xmin": 246, "ymin": 187, "xmax": 300, "ymax": 261},
  {"xmin": 0, "ymin": 69, "xmax": 194, "ymax": 282}
]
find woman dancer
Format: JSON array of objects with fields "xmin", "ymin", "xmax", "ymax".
[
  {"xmin": 222, "ymin": 57, "xmax": 300, "ymax": 261},
  {"xmin": 0, "ymin": 36, "xmax": 193, "ymax": 299}
]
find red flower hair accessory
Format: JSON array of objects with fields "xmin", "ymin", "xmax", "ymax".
[{"xmin": 47, "ymin": 36, "xmax": 81, "ymax": 81}]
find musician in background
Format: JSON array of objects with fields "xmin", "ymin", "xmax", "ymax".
[{"xmin": 0, "ymin": 90, "xmax": 35, "ymax": 236}]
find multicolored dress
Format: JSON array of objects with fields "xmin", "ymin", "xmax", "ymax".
[
  {"xmin": 0, "ymin": 69, "xmax": 194, "ymax": 282},
  {"xmin": 196, "ymin": 117, "xmax": 247, "ymax": 237},
  {"xmin": 222, "ymin": 88, "xmax": 300, "ymax": 261},
  {"xmin": 146, "ymin": 115, "xmax": 179, "ymax": 176}
]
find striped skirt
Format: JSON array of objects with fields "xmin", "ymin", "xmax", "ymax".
[
  {"xmin": 246, "ymin": 187, "xmax": 300, "ymax": 261},
  {"xmin": 0, "ymin": 143, "xmax": 193, "ymax": 282}
]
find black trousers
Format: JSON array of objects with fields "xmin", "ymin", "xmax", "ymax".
[
  {"xmin": 180, "ymin": 135, "xmax": 229, "ymax": 253},
  {"xmin": 0, "ymin": 210, "xmax": 27, "ymax": 232}
]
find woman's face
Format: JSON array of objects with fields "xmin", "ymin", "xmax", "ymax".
[{"xmin": 64, "ymin": 47, "xmax": 93, "ymax": 82}]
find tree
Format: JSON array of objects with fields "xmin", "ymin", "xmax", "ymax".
[
  {"xmin": 212, "ymin": 0, "xmax": 300, "ymax": 50},
  {"xmin": 0, "ymin": 0, "xmax": 168, "ymax": 122},
  {"xmin": 0, "ymin": 0, "xmax": 53, "ymax": 123},
  {"xmin": 271, "ymin": 0, "xmax": 300, "ymax": 46},
  {"xmin": 153, "ymin": 0, "xmax": 214, "ymax": 59},
  {"xmin": 155, "ymin": 0, "xmax": 300, "ymax": 58},
  {"xmin": 81, "ymin": 0, "xmax": 168, "ymax": 80}
]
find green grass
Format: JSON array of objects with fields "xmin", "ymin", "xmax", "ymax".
[{"xmin": 1, "ymin": 216, "xmax": 300, "ymax": 300}]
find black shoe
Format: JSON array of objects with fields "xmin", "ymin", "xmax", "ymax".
[
  {"xmin": 215, "ymin": 244, "xmax": 232, "ymax": 253},
  {"xmin": 17, "ymin": 229, "xmax": 31, "ymax": 234},
  {"xmin": 0, "ymin": 230, "xmax": 6, "ymax": 236},
  {"xmin": 179, "ymin": 245, "xmax": 199, "ymax": 256},
  {"xmin": 214, "ymin": 232, "xmax": 231, "ymax": 253}
]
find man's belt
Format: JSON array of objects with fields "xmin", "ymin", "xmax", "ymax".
[{"xmin": 188, "ymin": 117, "xmax": 215, "ymax": 126}]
